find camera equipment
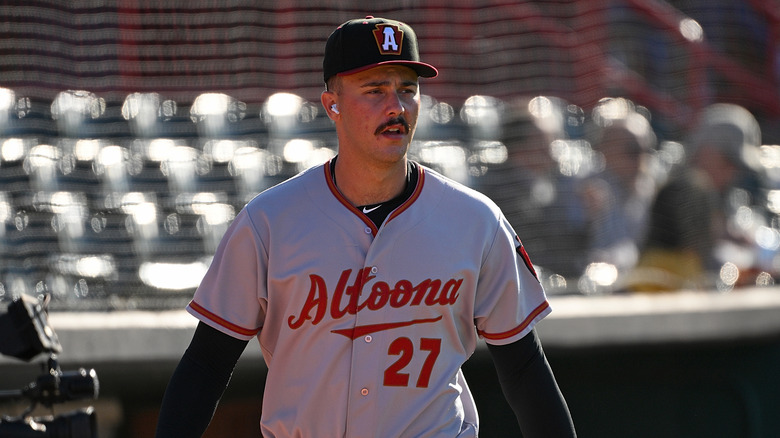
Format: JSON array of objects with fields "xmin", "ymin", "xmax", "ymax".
[{"xmin": 0, "ymin": 294, "xmax": 100, "ymax": 438}]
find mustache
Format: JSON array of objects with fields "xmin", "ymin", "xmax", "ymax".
[{"xmin": 374, "ymin": 117, "xmax": 410, "ymax": 135}]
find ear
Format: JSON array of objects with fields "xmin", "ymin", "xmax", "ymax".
[{"xmin": 321, "ymin": 91, "xmax": 339, "ymax": 120}]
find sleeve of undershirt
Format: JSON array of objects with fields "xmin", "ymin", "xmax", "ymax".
[
  {"xmin": 487, "ymin": 329, "xmax": 577, "ymax": 438},
  {"xmin": 155, "ymin": 322, "xmax": 249, "ymax": 438}
]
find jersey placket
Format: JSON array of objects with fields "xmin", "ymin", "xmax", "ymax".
[{"xmin": 343, "ymin": 231, "xmax": 388, "ymax": 437}]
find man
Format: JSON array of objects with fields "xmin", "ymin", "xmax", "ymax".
[
  {"xmin": 583, "ymin": 99, "xmax": 658, "ymax": 272},
  {"xmin": 156, "ymin": 16, "xmax": 576, "ymax": 437},
  {"xmin": 628, "ymin": 103, "xmax": 763, "ymax": 292},
  {"xmin": 479, "ymin": 96, "xmax": 589, "ymax": 281}
]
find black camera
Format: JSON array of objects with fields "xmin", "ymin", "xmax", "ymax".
[{"xmin": 0, "ymin": 294, "xmax": 100, "ymax": 438}]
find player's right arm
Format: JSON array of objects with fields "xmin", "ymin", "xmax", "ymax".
[{"xmin": 155, "ymin": 321, "xmax": 249, "ymax": 437}]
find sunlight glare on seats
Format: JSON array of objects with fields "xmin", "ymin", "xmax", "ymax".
[
  {"xmin": 190, "ymin": 92, "xmax": 246, "ymax": 137},
  {"xmin": 0, "ymin": 192, "xmax": 11, "ymax": 238},
  {"xmin": 263, "ymin": 92, "xmax": 316, "ymax": 137},
  {"xmin": 203, "ymin": 138, "xmax": 244, "ymax": 164},
  {"xmin": 73, "ymin": 138, "xmax": 103, "ymax": 162},
  {"xmin": 2, "ymin": 137, "xmax": 31, "ymax": 162},
  {"xmin": 415, "ymin": 140, "xmax": 470, "ymax": 184},
  {"xmin": 95, "ymin": 144, "xmax": 131, "ymax": 194},
  {"xmin": 25, "ymin": 144, "xmax": 61, "ymax": 191},
  {"xmin": 122, "ymin": 92, "xmax": 177, "ymax": 137},
  {"xmin": 0, "ymin": 88, "xmax": 15, "ymax": 132},
  {"xmin": 51, "ymin": 90, "xmax": 106, "ymax": 137},
  {"xmin": 138, "ymin": 259, "xmax": 210, "ymax": 291},
  {"xmin": 51, "ymin": 253, "xmax": 116, "ymax": 280},
  {"xmin": 190, "ymin": 192, "xmax": 235, "ymax": 253},
  {"xmin": 461, "ymin": 95, "xmax": 504, "ymax": 140},
  {"xmin": 145, "ymin": 138, "xmax": 179, "ymax": 162},
  {"xmin": 161, "ymin": 145, "xmax": 200, "ymax": 193},
  {"xmin": 120, "ymin": 193, "xmax": 159, "ymax": 255}
]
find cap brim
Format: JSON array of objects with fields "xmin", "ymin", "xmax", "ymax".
[{"xmin": 337, "ymin": 60, "xmax": 438, "ymax": 79}]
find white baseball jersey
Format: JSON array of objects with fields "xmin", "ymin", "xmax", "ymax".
[{"xmin": 187, "ymin": 159, "xmax": 551, "ymax": 438}]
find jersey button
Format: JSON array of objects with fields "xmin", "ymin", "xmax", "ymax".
[
  {"xmin": 364, "ymin": 335, "xmax": 372, "ymax": 343},
  {"xmin": 364, "ymin": 227, "xmax": 372, "ymax": 234},
  {"xmin": 370, "ymin": 266, "xmax": 378, "ymax": 274},
  {"xmin": 361, "ymin": 388, "xmax": 369, "ymax": 396}
]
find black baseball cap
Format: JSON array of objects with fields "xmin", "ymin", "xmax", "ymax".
[{"xmin": 323, "ymin": 16, "xmax": 438, "ymax": 83}]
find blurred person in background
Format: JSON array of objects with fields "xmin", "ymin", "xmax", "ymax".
[
  {"xmin": 627, "ymin": 103, "xmax": 764, "ymax": 292},
  {"xmin": 581, "ymin": 98, "xmax": 659, "ymax": 275},
  {"xmin": 478, "ymin": 96, "xmax": 590, "ymax": 283}
]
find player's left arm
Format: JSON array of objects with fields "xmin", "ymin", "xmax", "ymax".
[{"xmin": 487, "ymin": 329, "xmax": 577, "ymax": 438}]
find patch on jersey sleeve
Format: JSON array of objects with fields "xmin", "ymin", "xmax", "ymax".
[{"xmin": 515, "ymin": 235, "xmax": 538, "ymax": 280}]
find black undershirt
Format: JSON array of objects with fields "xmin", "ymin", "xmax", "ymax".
[{"xmin": 330, "ymin": 157, "xmax": 418, "ymax": 227}]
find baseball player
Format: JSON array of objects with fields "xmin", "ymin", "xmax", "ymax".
[{"xmin": 156, "ymin": 16, "xmax": 576, "ymax": 438}]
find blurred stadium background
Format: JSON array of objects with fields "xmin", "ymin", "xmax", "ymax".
[{"xmin": 1, "ymin": 1, "xmax": 780, "ymax": 437}]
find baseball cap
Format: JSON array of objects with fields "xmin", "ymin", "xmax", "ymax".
[
  {"xmin": 689, "ymin": 103, "xmax": 762, "ymax": 171},
  {"xmin": 323, "ymin": 16, "xmax": 438, "ymax": 83}
]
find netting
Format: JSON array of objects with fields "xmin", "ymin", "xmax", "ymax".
[{"xmin": 1, "ymin": 0, "xmax": 779, "ymax": 309}]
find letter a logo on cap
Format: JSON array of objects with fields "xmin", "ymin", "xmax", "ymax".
[{"xmin": 373, "ymin": 24, "xmax": 403, "ymax": 55}]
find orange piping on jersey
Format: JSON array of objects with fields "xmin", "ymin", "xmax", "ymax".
[
  {"xmin": 189, "ymin": 300, "xmax": 260, "ymax": 337},
  {"xmin": 386, "ymin": 164, "xmax": 425, "ymax": 223},
  {"xmin": 324, "ymin": 160, "xmax": 379, "ymax": 236},
  {"xmin": 477, "ymin": 300, "xmax": 550, "ymax": 341}
]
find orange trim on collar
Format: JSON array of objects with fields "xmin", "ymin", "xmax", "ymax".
[
  {"xmin": 386, "ymin": 163, "xmax": 424, "ymax": 223},
  {"xmin": 323, "ymin": 159, "xmax": 425, "ymax": 236},
  {"xmin": 324, "ymin": 160, "xmax": 379, "ymax": 235}
]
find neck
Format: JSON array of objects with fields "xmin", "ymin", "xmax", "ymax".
[{"xmin": 333, "ymin": 155, "xmax": 408, "ymax": 206}]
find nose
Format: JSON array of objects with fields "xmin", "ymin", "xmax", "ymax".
[{"xmin": 385, "ymin": 92, "xmax": 405, "ymax": 117}]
